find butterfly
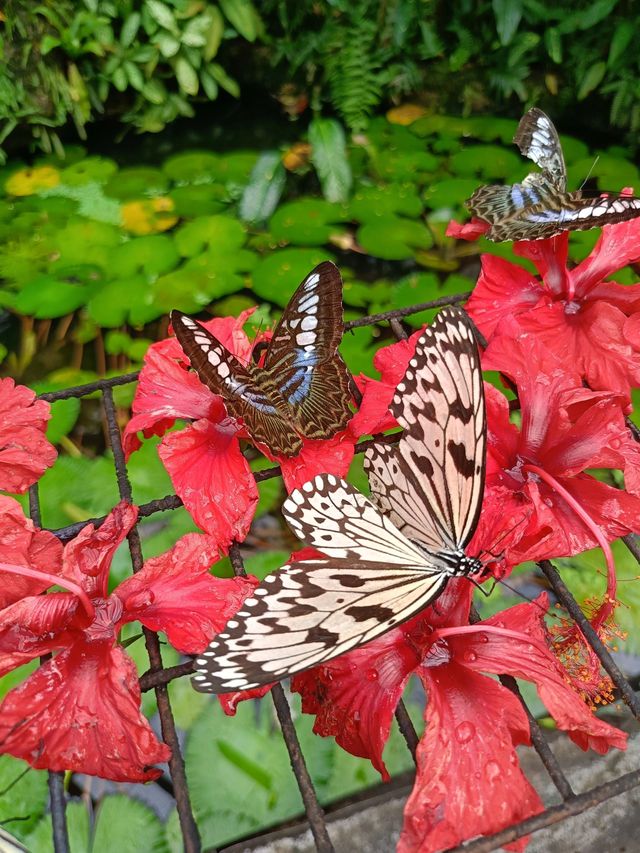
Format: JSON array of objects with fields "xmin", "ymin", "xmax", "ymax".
[
  {"xmin": 191, "ymin": 306, "xmax": 487, "ymax": 693},
  {"xmin": 466, "ymin": 107, "xmax": 640, "ymax": 241},
  {"xmin": 170, "ymin": 262, "xmax": 352, "ymax": 458}
]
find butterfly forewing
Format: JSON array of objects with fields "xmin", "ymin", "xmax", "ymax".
[
  {"xmin": 264, "ymin": 262, "xmax": 352, "ymax": 439},
  {"xmin": 366, "ymin": 307, "xmax": 486, "ymax": 550},
  {"xmin": 171, "ymin": 311, "xmax": 302, "ymax": 456},
  {"xmin": 192, "ymin": 474, "xmax": 450, "ymax": 692},
  {"xmin": 513, "ymin": 107, "xmax": 566, "ymax": 192}
]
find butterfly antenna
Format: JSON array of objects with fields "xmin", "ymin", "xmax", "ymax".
[{"xmin": 579, "ymin": 155, "xmax": 599, "ymax": 191}]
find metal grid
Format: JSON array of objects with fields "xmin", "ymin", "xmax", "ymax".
[{"xmin": 27, "ymin": 290, "xmax": 640, "ymax": 853}]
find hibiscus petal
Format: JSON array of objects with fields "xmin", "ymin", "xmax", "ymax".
[
  {"xmin": 62, "ymin": 501, "xmax": 138, "ymax": 598},
  {"xmin": 514, "ymin": 233, "xmax": 569, "ymax": 295},
  {"xmin": 0, "ymin": 378, "xmax": 57, "ymax": 493},
  {"xmin": 159, "ymin": 420, "xmax": 258, "ymax": 551},
  {"xmin": 466, "ymin": 255, "xmax": 546, "ymax": 340},
  {"xmin": 116, "ymin": 532, "xmax": 259, "ymax": 653},
  {"xmin": 400, "ymin": 663, "xmax": 540, "ymax": 853},
  {"xmin": 0, "ymin": 642, "xmax": 171, "ymax": 782},
  {"xmin": 0, "ymin": 496, "xmax": 63, "ymax": 608},
  {"xmin": 0, "ymin": 593, "xmax": 77, "ymax": 675},
  {"xmin": 570, "ymin": 218, "xmax": 640, "ymax": 297},
  {"xmin": 452, "ymin": 597, "xmax": 627, "ymax": 754},
  {"xmin": 277, "ymin": 432, "xmax": 356, "ymax": 493},
  {"xmin": 445, "ymin": 218, "xmax": 490, "ymax": 241}
]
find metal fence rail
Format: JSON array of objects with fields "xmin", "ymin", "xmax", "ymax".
[{"xmin": 28, "ymin": 291, "xmax": 640, "ymax": 853}]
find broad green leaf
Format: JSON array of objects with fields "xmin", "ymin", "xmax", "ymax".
[
  {"xmin": 121, "ymin": 12, "xmax": 141, "ymax": 46},
  {"xmin": 309, "ymin": 118, "xmax": 352, "ymax": 204},
  {"xmin": 239, "ymin": 152, "xmax": 286, "ymax": 224},
  {"xmin": 492, "ymin": 0, "xmax": 522, "ymax": 45},
  {"xmin": 146, "ymin": 0, "xmax": 177, "ymax": 33},
  {"xmin": 0, "ymin": 757, "xmax": 48, "ymax": 840},
  {"xmin": 608, "ymin": 20, "xmax": 634, "ymax": 66},
  {"xmin": 92, "ymin": 795, "xmax": 168, "ymax": 853},
  {"xmin": 26, "ymin": 801, "xmax": 90, "ymax": 853},
  {"xmin": 175, "ymin": 56, "xmax": 199, "ymax": 96},
  {"xmin": 577, "ymin": 61, "xmax": 607, "ymax": 100},
  {"xmin": 219, "ymin": 0, "xmax": 262, "ymax": 42}
]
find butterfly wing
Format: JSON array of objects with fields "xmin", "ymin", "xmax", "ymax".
[
  {"xmin": 171, "ymin": 310, "xmax": 302, "ymax": 456},
  {"xmin": 264, "ymin": 262, "xmax": 352, "ymax": 439},
  {"xmin": 192, "ymin": 475, "xmax": 447, "ymax": 692},
  {"xmin": 513, "ymin": 107, "xmax": 567, "ymax": 192},
  {"xmin": 366, "ymin": 307, "xmax": 485, "ymax": 551}
]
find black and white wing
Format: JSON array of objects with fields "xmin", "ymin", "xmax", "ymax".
[
  {"xmin": 171, "ymin": 310, "xmax": 303, "ymax": 456},
  {"xmin": 513, "ymin": 107, "xmax": 567, "ymax": 192},
  {"xmin": 192, "ymin": 475, "xmax": 448, "ymax": 692},
  {"xmin": 365, "ymin": 307, "xmax": 485, "ymax": 552},
  {"xmin": 264, "ymin": 262, "xmax": 352, "ymax": 439}
]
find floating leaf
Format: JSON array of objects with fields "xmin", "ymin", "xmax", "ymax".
[
  {"xmin": 239, "ymin": 152, "xmax": 286, "ymax": 224},
  {"xmin": 449, "ymin": 145, "xmax": 521, "ymax": 179},
  {"xmin": 270, "ymin": 198, "xmax": 348, "ymax": 245},
  {"xmin": 163, "ymin": 150, "xmax": 220, "ymax": 183},
  {"xmin": 251, "ymin": 248, "xmax": 334, "ymax": 306},
  {"xmin": 14, "ymin": 264, "xmax": 104, "ymax": 318},
  {"xmin": 370, "ymin": 149, "xmax": 439, "ymax": 183},
  {"xmin": 104, "ymin": 167, "xmax": 169, "ymax": 199},
  {"xmin": 174, "ymin": 214, "xmax": 246, "ymax": 256},
  {"xmin": 210, "ymin": 151, "xmax": 259, "ymax": 184},
  {"xmin": 5, "ymin": 166, "xmax": 60, "ymax": 196},
  {"xmin": 309, "ymin": 118, "xmax": 352, "ymax": 203},
  {"xmin": 357, "ymin": 216, "xmax": 433, "ymax": 260},
  {"xmin": 121, "ymin": 197, "xmax": 178, "ymax": 235},
  {"xmin": 570, "ymin": 154, "xmax": 639, "ymax": 190},
  {"xmin": 349, "ymin": 184, "xmax": 422, "ymax": 221},
  {"xmin": 423, "ymin": 178, "xmax": 480, "ymax": 211},
  {"xmin": 169, "ymin": 184, "xmax": 228, "ymax": 215},
  {"xmin": 60, "ymin": 157, "xmax": 118, "ymax": 186},
  {"xmin": 386, "ymin": 104, "xmax": 427, "ymax": 125},
  {"xmin": 109, "ymin": 234, "xmax": 180, "ymax": 278}
]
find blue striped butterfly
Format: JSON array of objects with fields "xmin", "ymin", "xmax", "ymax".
[
  {"xmin": 192, "ymin": 307, "xmax": 486, "ymax": 692},
  {"xmin": 467, "ymin": 108, "xmax": 640, "ymax": 241},
  {"xmin": 171, "ymin": 262, "xmax": 352, "ymax": 457}
]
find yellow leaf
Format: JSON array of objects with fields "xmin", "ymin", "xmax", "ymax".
[
  {"xmin": 386, "ymin": 104, "xmax": 427, "ymax": 126},
  {"xmin": 121, "ymin": 197, "xmax": 178, "ymax": 235},
  {"xmin": 5, "ymin": 166, "xmax": 60, "ymax": 196}
]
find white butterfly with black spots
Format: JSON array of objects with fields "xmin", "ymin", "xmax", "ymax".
[
  {"xmin": 467, "ymin": 107, "xmax": 640, "ymax": 241},
  {"xmin": 192, "ymin": 306, "xmax": 486, "ymax": 693}
]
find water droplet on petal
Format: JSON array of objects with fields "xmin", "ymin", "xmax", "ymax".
[
  {"xmin": 455, "ymin": 721, "xmax": 476, "ymax": 743},
  {"xmin": 485, "ymin": 760, "xmax": 500, "ymax": 783},
  {"xmin": 463, "ymin": 650, "xmax": 478, "ymax": 663}
]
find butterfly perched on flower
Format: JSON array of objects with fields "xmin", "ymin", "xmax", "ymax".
[
  {"xmin": 467, "ymin": 108, "xmax": 640, "ymax": 241},
  {"xmin": 171, "ymin": 262, "xmax": 352, "ymax": 457},
  {"xmin": 191, "ymin": 307, "xmax": 487, "ymax": 693}
]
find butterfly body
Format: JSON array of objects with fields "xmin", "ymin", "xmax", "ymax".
[
  {"xmin": 192, "ymin": 307, "xmax": 487, "ymax": 693},
  {"xmin": 171, "ymin": 262, "xmax": 352, "ymax": 457},
  {"xmin": 467, "ymin": 107, "xmax": 640, "ymax": 241}
]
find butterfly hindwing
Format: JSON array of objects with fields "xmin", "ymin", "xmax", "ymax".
[
  {"xmin": 171, "ymin": 311, "xmax": 302, "ymax": 456},
  {"xmin": 192, "ymin": 474, "xmax": 450, "ymax": 692},
  {"xmin": 513, "ymin": 107, "xmax": 566, "ymax": 191},
  {"xmin": 366, "ymin": 307, "xmax": 486, "ymax": 550},
  {"xmin": 264, "ymin": 262, "xmax": 352, "ymax": 439}
]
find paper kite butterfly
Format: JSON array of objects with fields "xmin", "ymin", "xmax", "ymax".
[
  {"xmin": 467, "ymin": 107, "xmax": 640, "ymax": 241},
  {"xmin": 192, "ymin": 306, "xmax": 487, "ymax": 693},
  {"xmin": 171, "ymin": 261, "xmax": 352, "ymax": 457}
]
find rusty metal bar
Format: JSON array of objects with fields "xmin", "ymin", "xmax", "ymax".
[
  {"xmin": 228, "ymin": 545, "xmax": 334, "ymax": 853},
  {"xmin": 101, "ymin": 387, "xmax": 203, "ymax": 853},
  {"xmin": 28, "ymin": 483, "xmax": 71, "ymax": 853},
  {"xmin": 538, "ymin": 560, "xmax": 640, "ymax": 718},
  {"xmin": 444, "ymin": 767, "xmax": 640, "ymax": 853}
]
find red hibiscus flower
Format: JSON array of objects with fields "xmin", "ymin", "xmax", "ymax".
[
  {"xmin": 291, "ymin": 581, "xmax": 626, "ymax": 853},
  {"xmin": 482, "ymin": 320, "xmax": 640, "ymax": 566},
  {"xmin": 0, "ymin": 378, "xmax": 57, "ymax": 493},
  {"xmin": 124, "ymin": 309, "xmax": 360, "ymax": 549},
  {"xmin": 447, "ymin": 218, "xmax": 640, "ymax": 402},
  {"xmin": 0, "ymin": 502, "xmax": 257, "ymax": 782}
]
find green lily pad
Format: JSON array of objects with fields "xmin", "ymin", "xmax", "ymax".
[
  {"xmin": 50, "ymin": 218, "xmax": 121, "ymax": 267},
  {"xmin": 88, "ymin": 275, "xmax": 163, "ymax": 327},
  {"xmin": 270, "ymin": 198, "xmax": 349, "ymax": 245},
  {"xmin": 369, "ymin": 271, "xmax": 439, "ymax": 313},
  {"xmin": 366, "ymin": 116, "xmax": 428, "ymax": 152},
  {"xmin": 214, "ymin": 294, "xmax": 258, "ymax": 316},
  {"xmin": 60, "ymin": 157, "xmax": 118, "ymax": 186},
  {"xmin": 210, "ymin": 151, "xmax": 259, "ymax": 184},
  {"xmin": 349, "ymin": 184, "xmax": 423, "ymax": 221},
  {"xmin": 357, "ymin": 217, "xmax": 433, "ymax": 260},
  {"xmin": 449, "ymin": 145, "xmax": 522, "ymax": 179},
  {"xmin": 429, "ymin": 135, "xmax": 463, "ymax": 154},
  {"xmin": 14, "ymin": 264, "xmax": 104, "ymax": 318},
  {"xmin": 31, "ymin": 368, "xmax": 96, "ymax": 442},
  {"xmin": 409, "ymin": 114, "xmax": 475, "ymax": 139},
  {"xmin": 250, "ymin": 248, "xmax": 334, "ymax": 306},
  {"xmin": 342, "ymin": 278, "xmax": 391, "ymax": 308},
  {"xmin": 423, "ymin": 178, "xmax": 480, "ymax": 211},
  {"xmin": 150, "ymin": 266, "xmax": 223, "ymax": 314},
  {"xmin": 570, "ymin": 154, "xmax": 639, "ymax": 190},
  {"xmin": 174, "ymin": 215, "xmax": 246, "ymax": 256},
  {"xmin": 461, "ymin": 116, "xmax": 519, "ymax": 144},
  {"xmin": 109, "ymin": 235, "xmax": 180, "ymax": 278},
  {"xmin": 163, "ymin": 150, "xmax": 220, "ymax": 183},
  {"xmin": 559, "ymin": 135, "xmax": 589, "ymax": 164},
  {"xmin": 169, "ymin": 184, "xmax": 229, "ymax": 216},
  {"xmin": 184, "ymin": 247, "xmax": 257, "ymax": 274},
  {"xmin": 104, "ymin": 167, "xmax": 169, "ymax": 200},
  {"xmin": 371, "ymin": 149, "xmax": 439, "ymax": 183},
  {"xmin": 340, "ymin": 325, "xmax": 378, "ymax": 374}
]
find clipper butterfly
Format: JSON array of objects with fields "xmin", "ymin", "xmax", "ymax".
[
  {"xmin": 171, "ymin": 262, "xmax": 352, "ymax": 457},
  {"xmin": 192, "ymin": 307, "xmax": 486, "ymax": 693},
  {"xmin": 467, "ymin": 107, "xmax": 640, "ymax": 241}
]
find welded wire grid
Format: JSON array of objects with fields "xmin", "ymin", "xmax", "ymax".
[{"xmin": 29, "ymin": 290, "xmax": 640, "ymax": 853}]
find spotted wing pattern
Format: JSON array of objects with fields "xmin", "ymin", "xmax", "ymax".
[
  {"xmin": 171, "ymin": 262, "xmax": 352, "ymax": 457},
  {"xmin": 171, "ymin": 311, "xmax": 302, "ymax": 456},
  {"xmin": 365, "ymin": 307, "xmax": 485, "ymax": 552},
  {"xmin": 192, "ymin": 475, "xmax": 451, "ymax": 692},
  {"xmin": 264, "ymin": 262, "xmax": 352, "ymax": 438},
  {"xmin": 466, "ymin": 108, "xmax": 640, "ymax": 241}
]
